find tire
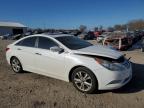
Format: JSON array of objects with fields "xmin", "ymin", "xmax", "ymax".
[
  {"xmin": 71, "ymin": 67, "xmax": 98, "ymax": 94},
  {"xmin": 10, "ymin": 57, "xmax": 23, "ymax": 73}
]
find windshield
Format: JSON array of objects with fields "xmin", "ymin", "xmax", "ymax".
[{"xmin": 56, "ymin": 36, "xmax": 93, "ymax": 50}]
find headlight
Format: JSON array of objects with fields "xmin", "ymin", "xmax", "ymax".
[{"xmin": 95, "ymin": 58, "xmax": 124, "ymax": 71}]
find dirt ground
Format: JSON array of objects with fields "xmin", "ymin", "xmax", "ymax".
[{"xmin": 0, "ymin": 39, "xmax": 144, "ymax": 108}]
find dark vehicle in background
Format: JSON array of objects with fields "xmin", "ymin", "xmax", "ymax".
[
  {"xmin": 133, "ymin": 30, "xmax": 144, "ymax": 42},
  {"xmin": 141, "ymin": 36, "xmax": 144, "ymax": 52},
  {"xmin": 77, "ymin": 31, "xmax": 95, "ymax": 40},
  {"xmin": 134, "ymin": 31, "xmax": 142, "ymax": 43},
  {"xmin": 0, "ymin": 34, "xmax": 11, "ymax": 40},
  {"xmin": 84, "ymin": 31, "xmax": 95, "ymax": 40},
  {"xmin": 127, "ymin": 30, "xmax": 144, "ymax": 44}
]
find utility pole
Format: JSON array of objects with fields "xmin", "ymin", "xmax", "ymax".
[{"xmin": 126, "ymin": 25, "xmax": 129, "ymax": 32}]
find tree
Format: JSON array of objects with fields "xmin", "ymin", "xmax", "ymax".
[
  {"xmin": 107, "ymin": 27, "xmax": 114, "ymax": 32},
  {"xmin": 94, "ymin": 27, "xmax": 98, "ymax": 32},
  {"xmin": 113, "ymin": 19, "xmax": 144, "ymax": 31},
  {"xmin": 79, "ymin": 25, "xmax": 87, "ymax": 32},
  {"xmin": 114, "ymin": 24, "xmax": 126, "ymax": 31},
  {"xmin": 128, "ymin": 19, "xmax": 144, "ymax": 31},
  {"xmin": 99, "ymin": 25, "xmax": 103, "ymax": 31}
]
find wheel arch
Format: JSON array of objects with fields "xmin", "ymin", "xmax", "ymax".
[
  {"xmin": 10, "ymin": 56, "xmax": 18, "ymax": 64},
  {"xmin": 68, "ymin": 65, "xmax": 98, "ymax": 86},
  {"xmin": 10, "ymin": 56, "xmax": 23, "ymax": 68}
]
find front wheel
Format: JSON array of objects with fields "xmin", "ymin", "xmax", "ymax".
[
  {"xmin": 10, "ymin": 57, "xmax": 23, "ymax": 73},
  {"xmin": 71, "ymin": 67, "xmax": 98, "ymax": 94}
]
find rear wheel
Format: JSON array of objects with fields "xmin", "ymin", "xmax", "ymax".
[
  {"xmin": 10, "ymin": 57, "xmax": 23, "ymax": 73},
  {"xmin": 71, "ymin": 67, "xmax": 98, "ymax": 94}
]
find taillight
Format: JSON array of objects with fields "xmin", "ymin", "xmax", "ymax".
[{"xmin": 6, "ymin": 48, "xmax": 10, "ymax": 52}]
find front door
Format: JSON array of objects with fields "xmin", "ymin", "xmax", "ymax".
[{"xmin": 34, "ymin": 37, "xmax": 66, "ymax": 78}]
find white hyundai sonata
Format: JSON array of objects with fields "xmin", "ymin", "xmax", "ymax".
[{"xmin": 6, "ymin": 34, "xmax": 132, "ymax": 93}]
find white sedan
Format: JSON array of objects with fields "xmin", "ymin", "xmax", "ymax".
[{"xmin": 6, "ymin": 34, "xmax": 132, "ymax": 93}]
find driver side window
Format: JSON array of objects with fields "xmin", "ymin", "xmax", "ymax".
[{"xmin": 38, "ymin": 37, "xmax": 58, "ymax": 50}]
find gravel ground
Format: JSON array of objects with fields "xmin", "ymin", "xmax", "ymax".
[{"xmin": 0, "ymin": 39, "xmax": 144, "ymax": 108}]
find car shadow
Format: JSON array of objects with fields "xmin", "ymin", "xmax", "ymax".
[{"xmin": 112, "ymin": 62, "xmax": 144, "ymax": 94}]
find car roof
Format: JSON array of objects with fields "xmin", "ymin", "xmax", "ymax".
[{"xmin": 31, "ymin": 33, "xmax": 73, "ymax": 38}]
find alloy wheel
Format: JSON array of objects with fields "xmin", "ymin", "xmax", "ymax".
[
  {"xmin": 73, "ymin": 71, "xmax": 92, "ymax": 92},
  {"xmin": 11, "ymin": 58, "xmax": 21, "ymax": 72}
]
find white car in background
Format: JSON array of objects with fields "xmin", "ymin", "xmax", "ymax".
[
  {"xmin": 6, "ymin": 34, "xmax": 132, "ymax": 93},
  {"xmin": 97, "ymin": 35, "xmax": 105, "ymax": 43},
  {"xmin": 97, "ymin": 32, "xmax": 111, "ymax": 43}
]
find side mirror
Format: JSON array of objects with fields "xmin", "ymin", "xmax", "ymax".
[{"xmin": 50, "ymin": 46, "xmax": 64, "ymax": 53}]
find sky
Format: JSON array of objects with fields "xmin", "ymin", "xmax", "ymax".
[{"xmin": 0, "ymin": 0, "xmax": 144, "ymax": 29}]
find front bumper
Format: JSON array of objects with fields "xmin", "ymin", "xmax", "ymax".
[
  {"xmin": 93, "ymin": 61, "xmax": 132, "ymax": 90},
  {"xmin": 101, "ymin": 71, "xmax": 132, "ymax": 90}
]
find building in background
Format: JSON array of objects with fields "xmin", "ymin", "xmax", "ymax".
[{"xmin": 0, "ymin": 21, "xmax": 27, "ymax": 36}]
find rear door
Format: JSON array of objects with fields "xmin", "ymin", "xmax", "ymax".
[{"xmin": 14, "ymin": 37, "xmax": 37, "ymax": 71}]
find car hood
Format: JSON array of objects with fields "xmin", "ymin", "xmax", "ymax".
[{"xmin": 73, "ymin": 45, "xmax": 123, "ymax": 59}]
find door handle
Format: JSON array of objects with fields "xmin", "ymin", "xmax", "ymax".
[
  {"xmin": 35, "ymin": 53, "xmax": 42, "ymax": 55},
  {"xmin": 17, "ymin": 48, "xmax": 22, "ymax": 50}
]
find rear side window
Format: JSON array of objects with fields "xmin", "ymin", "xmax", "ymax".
[
  {"xmin": 15, "ymin": 37, "xmax": 37, "ymax": 47},
  {"xmin": 38, "ymin": 37, "xmax": 58, "ymax": 50}
]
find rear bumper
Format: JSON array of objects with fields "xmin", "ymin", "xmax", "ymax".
[{"xmin": 6, "ymin": 52, "xmax": 11, "ymax": 65}]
